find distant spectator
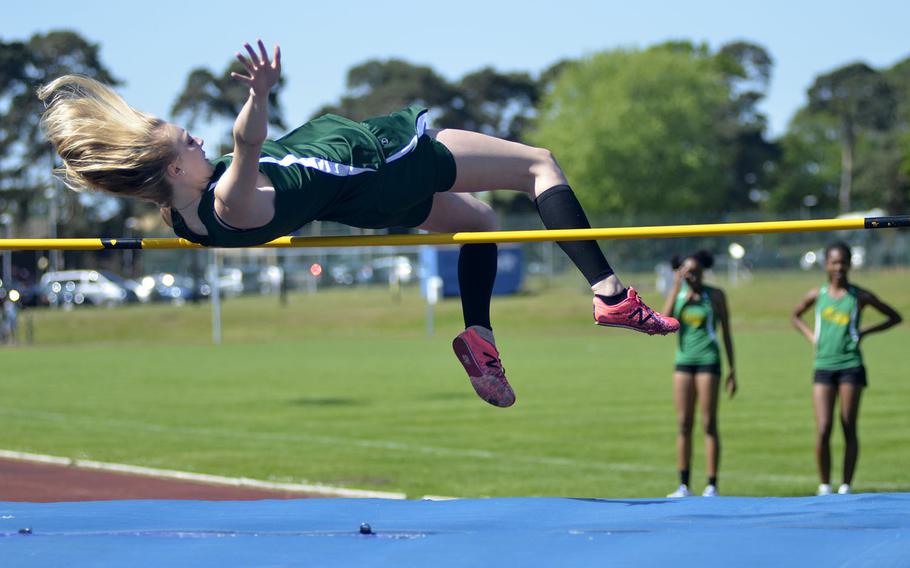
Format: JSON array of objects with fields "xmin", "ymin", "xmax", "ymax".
[
  {"xmin": 0, "ymin": 296, "xmax": 9, "ymax": 345},
  {"xmin": 3, "ymin": 297, "xmax": 18, "ymax": 345},
  {"xmin": 791, "ymin": 241, "xmax": 902, "ymax": 496},
  {"xmin": 662, "ymin": 250, "xmax": 736, "ymax": 498}
]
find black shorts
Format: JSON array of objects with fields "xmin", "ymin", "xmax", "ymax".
[
  {"xmin": 813, "ymin": 366, "xmax": 867, "ymax": 387},
  {"xmin": 675, "ymin": 363, "xmax": 721, "ymax": 375}
]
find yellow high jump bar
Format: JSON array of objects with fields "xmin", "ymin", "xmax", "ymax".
[{"xmin": 0, "ymin": 215, "xmax": 906, "ymax": 251}]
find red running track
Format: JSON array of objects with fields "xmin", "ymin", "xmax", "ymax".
[{"xmin": 0, "ymin": 458, "xmax": 321, "ymax": 501}]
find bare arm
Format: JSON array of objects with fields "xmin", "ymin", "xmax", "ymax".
[
  {"xmin": 791, "ymin": 288, "xmax": 819, "ymax": 344},
  {"xmin": 214, "ymin": 40, "xmax": 282, "ymax": 226},
  {"xmin": 661, "ymin": 267, "xmax": 686, "ymax": 317},
  {"xmin": 857, "ymin": 288, "xmax": 903, "ymax": 340},
  {"xmin": 712, "ymin": 288, "xmax": 737, "ymax": 398}
]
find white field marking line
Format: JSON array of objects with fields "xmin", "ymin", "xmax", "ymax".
[
  {"xmin": 0, "ymin": 407, "xmax": 656, "ymax": 473},
  {"xmin": 0, "ymin": 448, "xmax": 407, "ymax": 500},
  {"xmin": 2, "ymin": 407, "xmax": 909, "ymax": 490}
]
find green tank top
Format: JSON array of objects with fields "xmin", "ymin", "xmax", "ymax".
[
  {"xmin": 672, "ymin": 284, "xmax": 720, "ymax": 365},
  {"xmin": 814, "ymin": 284, "xmax": 863, "ymax": 370},
  {"xmin": 171, "ymin": 107, "xmax": 431, "ymax": 247}
]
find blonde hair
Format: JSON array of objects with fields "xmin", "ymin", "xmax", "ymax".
[{"xmin": 38, "ymin": 75, "xmax": 176, "ymax": 206}]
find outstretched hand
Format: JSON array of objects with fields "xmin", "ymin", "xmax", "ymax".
[{"xmin": 231, "ymin": 39, "xmax": 281, "ymax": 97}]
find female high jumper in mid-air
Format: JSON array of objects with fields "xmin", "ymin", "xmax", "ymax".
[{"xmin": 39, "ymin": 40, "xmax": 679, "ymax": 408}]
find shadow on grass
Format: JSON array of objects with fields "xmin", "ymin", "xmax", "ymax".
[
  {"xmin": 418, "ymin": 392, "xmax": 475, "ymax": 401},
  {"xmin": 287, "ymin": 397, "xmax": 366, "ymax": 407}
]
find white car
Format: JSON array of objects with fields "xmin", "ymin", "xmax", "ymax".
[
  {"xmin": 39, "ymin": 270, "xmax": 129, "ymax": 307},
  {"xmin": 359, "ymin": 256, "xmax": 414, "ymax": 285}
]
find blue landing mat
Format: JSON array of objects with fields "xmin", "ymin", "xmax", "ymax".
[{"xmin": 2, "ymin": 494, "xmax": 909, "ymax": 567}]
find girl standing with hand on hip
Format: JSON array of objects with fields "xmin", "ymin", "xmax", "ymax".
[{"xmin": 791, "ymin": 241, "xmax": 901, "ymax": 495}]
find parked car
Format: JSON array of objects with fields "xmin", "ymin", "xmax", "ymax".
[
  {"xmin": 223, "ymin": 265, "xmax": 284, "ymax": 295},
  {"xmin": 329, "ymin": 263, "xmax": 355, "ymax": 286},
  {"xmin": 98, "ymin": 270, "xmax": 150, "ymax": 303},
  {"xmin": 140, "ymin": 273, "xmax": 211, "ymax": 304},
  {"xmin": 39, "ymin": 270, "xmax": 130, "ymax": 308},
  {"xmin": 2, "ymin": 281, "xmax": 45, "ymax": 308},
  {"xmin": 257, "ymin": 265, "xmax": 284, "ymax": 294},
  {"xmin": 357, "ymin": 256, "xmax": 414, "ymax": 285}
]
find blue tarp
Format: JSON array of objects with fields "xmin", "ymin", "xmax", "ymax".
[
  {"xmin": 2, "ymin": 495, "xmax": 909, "ymax": 567},
  {"xmin": 422, "ymin": 246, "xmax": 525, "ymax": 298}
]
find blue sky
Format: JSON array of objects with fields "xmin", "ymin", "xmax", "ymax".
[{"xmin": 4, "ymin": 0, "xmax": 908, "ymax": 140}]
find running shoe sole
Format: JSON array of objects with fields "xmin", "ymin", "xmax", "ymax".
[
  {"xmin": 594, "ymin": 320, "xmax": 674, "ymax": 336},
  {"xmin": 452, "ymin": 336, "xmax": 515, "ymax": 408}
]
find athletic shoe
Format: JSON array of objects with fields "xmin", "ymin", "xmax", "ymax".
[
  {"xmin": 817, "ymin": 483, "xmax": 832, "ymax": 496},
  {"xmin": 594, "ymin": 287, "xmax": 679, "ymax": 336},
  {"xmin": 702, "ymin": 484, "xmax": 718, "ymax": 497},
  {"xmin": 837, "ymin": 483, "xmax": 851, "ymax": 495},
  {"xmin": 453, "ymin": 327, "xmax": 515, "ymax": 408},
  {"xmin": 667, "ymin": 484, "xmax": 690, "ymax": 498}
]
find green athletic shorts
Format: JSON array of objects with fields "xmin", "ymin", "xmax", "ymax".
[{"xmin": 316, "ymin": 108, "xmax": 457, "ymax": 229}]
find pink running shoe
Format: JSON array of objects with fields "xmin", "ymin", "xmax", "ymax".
[
  {"xmin": 453, "ymin": 328, "xmax": 515, "ymax": 408},
  {"xmin": 593, "ymin": 287, "xmax": 679, "ymax": 336}
]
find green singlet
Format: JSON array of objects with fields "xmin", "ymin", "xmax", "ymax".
[
  {"xmin": 672, "ymin": 284, "xmax": 720, "ymax": 366},
  {"xmin": 171, "ymin": 106, "xmax": 456, "ymax": 247},
  {"xmin": 814, "ymin": 284, "xmax": 863, "ymax": 370}
]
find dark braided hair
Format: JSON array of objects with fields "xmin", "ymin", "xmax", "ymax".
[{"xmin": 671, "ymin": 249, "xmax": 715, "ymax": 270}]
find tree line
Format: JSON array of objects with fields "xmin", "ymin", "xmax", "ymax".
[{"xmin": 1, "ymin": 30, "xmax": 908, "ymax": 246}]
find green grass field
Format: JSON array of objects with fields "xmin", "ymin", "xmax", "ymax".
[{"xmin": 1, "ymin": 269, "xmax": 907, "ymax": 498}]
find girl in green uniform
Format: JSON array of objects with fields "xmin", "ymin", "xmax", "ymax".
[
  {"xmin": 791, "ymin": 241, "xmax": 902, "ymax": 495},
  {"xmin": 662, "ymin": 250, "xmax": 736, "ymax": 497},
  {"xmin": 38, "ymin": 40, "xmax": 678, "ymax": 409}
]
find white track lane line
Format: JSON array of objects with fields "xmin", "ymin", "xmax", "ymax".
[
  {"xmin": 2, "ymin": 407, "xmax": 907, "ymax": 492},
  {"xmin": 0, "ymin": 448, "xmax": 407, "ymax": 499}
]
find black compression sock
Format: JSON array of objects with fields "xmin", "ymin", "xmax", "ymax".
[
  {"xmin": 680, "ymin": 469, "xmax": 691, "ymax": 486},
  {"xmin": 535, "ymin": 185, "xmax": 614, "ymax": 286},
  {"xmin": 596, "ymin": 289, "xmax": 628, "ymax": 305},
  {"xmin": 458, "ymin": 243, "xmax": 498, "ymax": 330},
  {"xmin": 708, "ymin": 476, "xmax": 717, "ymax": 487}
]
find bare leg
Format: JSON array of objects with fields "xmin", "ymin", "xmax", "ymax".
[
  {"xmin": 838, "ymin": 383, "xmax": 863, "ymax": 485},
  {"xmin": 419, "ymin": 192, "xmax": 499, "ymax": 340},
  {"xmin": 813, "ymin": 384, "xmax": 837, "ymax": 485},
  {"xmin": 696, "ymin": 372, "xmax": 721, "ymax": 479},
  {"xmin": 429, "ymin": 128, "xmax": 567, "ymax": 197},
  {"xmin": 418, "ymin": 192, "xmax": 498, "ymax": 233},
  {"xmin": 428, "ymin": 128, "xmax": 623, "ymax": 296},
  {"xmin": 673, "ymin": 372, "xmax": 697, "ymax": 476}
]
